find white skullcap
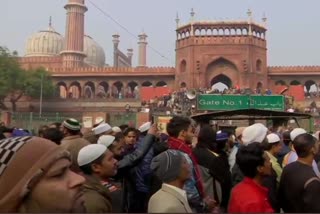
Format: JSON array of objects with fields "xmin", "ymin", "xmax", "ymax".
[
  {"xmin": 290, "ymin": 128, "xmax": 307, "ymax": 141},
  {"xmin": 267, "ymin": 133, "xmax": 281, "ymax": 144},
  {"xmin": 138, "ymin": 122, "xmax": 151, "ymax": 133},
  {"xmin": 112, "ymin": 126, "xmax": 122, "ymax": 133},
  {"xmin": 242, "ymin": 123, "xmax": 268, "ymax": 146},
  {"xmin": 78, "ymin": 144, "xmax": 107, "ymax": 166},
  {"xmin": 92, "ymin": 123, "xmax": 112, "ymax": 135},
  {"xmin": 98, "ymin": 135, "xmax": 115, "ymax": 148}
]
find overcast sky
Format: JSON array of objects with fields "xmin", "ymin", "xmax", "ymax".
[{"xmin": 1, "ymin": 0, "xmax": 320, "ymax": 67}]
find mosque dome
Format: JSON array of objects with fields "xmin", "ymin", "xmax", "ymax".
[
  {"xmin": 83, "ymin": 35, "xmax": 106, "ymax": 67},
  {"xmin": 25, "ymin": 23, "xmax": 64, "ymax": 57}
]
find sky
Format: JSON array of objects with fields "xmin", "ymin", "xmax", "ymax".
[{"xmin": 1, "ymin": 0, "xmax": 320, "ymax": 67}]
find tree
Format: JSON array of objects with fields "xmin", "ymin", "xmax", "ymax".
[{"xmin": 0, "ymin": 46, "xmax": 55, "ymax": 111}]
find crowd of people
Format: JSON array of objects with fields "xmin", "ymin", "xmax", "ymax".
[{"xmin": 0, "ymin": 116, "xmax": 320, "ymax": 213}]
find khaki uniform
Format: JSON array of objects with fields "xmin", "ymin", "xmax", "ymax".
[{"xmin": 83, "ymin": 175, "xmax": 112, "ymax": 213}]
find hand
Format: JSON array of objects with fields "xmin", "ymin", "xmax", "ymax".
[
  {"xmin": 204, "ymin": 196, "xmax": 217, "ymax": 212},
  {"xmin": 148, "ymin": 124, "xmax": 158, "ymax": 136}
]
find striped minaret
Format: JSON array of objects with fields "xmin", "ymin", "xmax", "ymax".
[{"xmin": 61, "ymin": 0, "xmax": 87, "ymax": 68}]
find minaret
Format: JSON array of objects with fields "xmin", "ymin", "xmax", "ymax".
[
  {"xmin": 61, "ymin": 0, "xmax": 87, "ymax": 68},
  {"xmin": 112, "ymin": 34, "xmax": 120, "ymax": 67},
  {"xmin": 138, "ymin": 32, "xmax": 147, "ymax": 67},
  {"xmin": 127, "ymin": 48, "xmax": 133, "ymax": 66},
  {"xmin": 247, "ymin": 9, "xmax": 253, "ymax": 36},
  {"xmin": 262, "ymin": 13, "xmax": 267, "ymax": 28},
  {"xmin": 175, "ymin": 12, "xmax": 180, "ymax": 28}
]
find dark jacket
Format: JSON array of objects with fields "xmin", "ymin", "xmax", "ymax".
[
  {"xmin": 82, "ymin": 175, "xmax": 112, "ymax": 213},
  {"xmin": 193, "ymin": 147, "xmax": 232, "ymax": 211},
  {"xmin": 115, "ymin": 133, "xmax": 156, "ymax": 213}
]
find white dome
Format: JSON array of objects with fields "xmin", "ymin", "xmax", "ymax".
[
  {"xmin": 84, "ymin": 35, "xmax": 106, "ymax": 67},
  {"xmin": 25, "ymin": 25, "xmax": 64, "ymax": 57}
]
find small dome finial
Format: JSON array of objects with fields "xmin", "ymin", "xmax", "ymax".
[
  {"xmin": 49, "ymin": 16, "xmax": 52, "ymax": 27},
  {"xmin": 247, "ymin": 9, "xmax": 252, "ymax": 18},
  {"xmin": 175, "ymin": 12, "xmax": 180, "ymax": 27},
  {"xmin": 190, "ymin": 8, "xmax": 195, "ymax": 19},
  {"xmin": 262, "ymin": 12, "xmax": 267, "ymax": 22}
]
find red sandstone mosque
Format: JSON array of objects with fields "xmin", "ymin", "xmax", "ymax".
[{"xmin": 13, "ymin": 0, "xmax": 320, "ymax": 118}]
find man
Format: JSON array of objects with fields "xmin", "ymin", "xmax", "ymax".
[
  {"xmin": 166, "ymin": 116, "xmax": 215, "ymax": 213},
  {"xmin": 265, "ymin": 133, "xmax": 283, "ymax": 183},
  {"xmin": 0, "ymin": 136, "xmax": 85, "ymax": 212},
  {"xmin": 282, "ymin": 128, "xmax": 320, "ymax": 176},
  {"xmin": 231, "ymin": 123, "xmax": 268, "ymax": 186},
  {"xmin": 60, "ymin": 118, "xmax": 90, "ymax": 172},
  {"xmin": 123, "ymin": 127, "xmax": 138, "ymax": 154},
  {"xmin": 98, "ymin": 134, "xmax": 125, "ymax": 159},
  {"xmin": 84, "ymin": 122, "xmax": 112, "ymax": 144},
  {"xmin": 78, "ymin": 144, "xmax": 118, "ymax": 212},
  {"xmin": 228, "ymin": 143, "xmax": 274, "ymax": 213},
  {"xmin": 111, "ymin": 126, "xmax": 122, "ymax": 136},
  {"xmin": 279, "ymin": 133, "xmax": 320, "ymax": 212},
  {"xmin": 148, "ymin": 150, "xmax": 193, "ymax": 213}
]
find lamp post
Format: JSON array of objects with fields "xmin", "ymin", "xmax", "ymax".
[{"xmin": 39, "ymin": 73, "xmax": 43, "ymax": 118}]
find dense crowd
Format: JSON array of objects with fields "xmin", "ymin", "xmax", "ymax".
[{"xmin": 0, "ymin": 116, "xmax": 320, "ymax": 213}]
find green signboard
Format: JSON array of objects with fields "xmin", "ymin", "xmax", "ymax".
[{"xmin": 197, "ymin": 94, "xmax": 285, "ymax": 111}]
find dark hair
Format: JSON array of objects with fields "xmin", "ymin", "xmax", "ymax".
[
  {"xmin": 282, "ymin": 131, "xmax": 291, "ymax": 146},
  {"xmin": 43, "ymin": 128, "xmax": 64, "ymax": 145},
  {"xmin": 65, "ymin": 128, "xmax": 81, "ymax": 136},
  {"xmin": 115, "ymin": 132, "xmax": 124, "ymax": 142},
  {"xmin": 38, "ymin": 125, "xmax": 48, "ymax": 137},
  {"xmin": 197, "ymin": 124, "xmax": 216, "ymax": 151},
  {"xmin": 262, "ymin": 140, "xmax": 280, "ymax": 151},
  {"xmin": 119, "ymin": 124, "xmax": 129, "ymax": 132},
  {"xmin": 50, "ymin": 122, "xmax": 62, "ymax": 128},
  {"xmin": 166, "ymin": 116, "xmax": 191, "ymax": 138},
  {"xmin": 79, "ymin": 153, "xmax": 105, "ymax": 175},
  {"xmin": 236, "ymin": 142, "xmax": 265, "ymax": 178},
  {"xmin": 293, "ymin": 133, "xmax": 316, "ymax": 158},
  {"xmin": 123, "ymin": 127, "xmax": 137, "ymax": 136}
]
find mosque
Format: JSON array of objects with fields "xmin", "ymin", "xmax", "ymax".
[{"xmin": 12, "ymin": 0, "xmax": 320, "ymax": 121}]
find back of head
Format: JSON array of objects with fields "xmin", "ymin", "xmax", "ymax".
[
  {"xmin": 293, "ymin": 133, "xmax": 316, "ymax": 158},
  {"xmin": 43, "ymin": 128, "xmax": 64, "ymax": 145},
  {"xmin": 197, "ymin": 124, "xmax": 216, "ymax": 150},
  {"xmin": 282, "ymin": 130, "xmax": 291, "ymax": 146},
  {"xmin": 236, "ymin": 142, "xmax": 265, "ymax": 178},
  {"xmin": 290, "ymin": 128, "xmax": 306, "ymax": 142},
  {"xmin": 0, "ymin": 137, "xmax": 69, "ymax": 212},
  {"xmin": 62, "ymin": 118, "xmax": 81, "ymax": 135},
  {"xmin": 166, "ymin": 116, "xmax": 191, "ymax": 138}
]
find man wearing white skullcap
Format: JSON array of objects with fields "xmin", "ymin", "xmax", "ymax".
[
  {"xmin": 282, "ymin": 128, "xmax": 320, "ymax": 176},
  {"xmin": 264, "ymin": 133, "xmax": 283, "ymax": 183},
  {"xmin": 78, "ymin": 144, "xmax": 118, "ymax": 213},
  {"xmin": 98, "ymin": 135, "xmax": 125, "ymax": 160},
  {"xmin": 83, "ymin": 123, "xmax": 112, "ymax": 144}
]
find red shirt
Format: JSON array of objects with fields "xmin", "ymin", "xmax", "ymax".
[{"xmin": 228, "ymin": 177, "xmax": 274, "ymax": 213}]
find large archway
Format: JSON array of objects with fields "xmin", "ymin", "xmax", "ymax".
[
  {"xmin": 127, "ymin": 81, "xmax": 139, "ymax": 98},
  {"xmin": 57, "ymin": 82, "xmax": 67, "ymax": 98},
  {"xmin": 141, "ymin": 81, "xmax": 153, "ymax": 87},
  {"xmin": 206, "ymin": 58, "xmax": 238, "ymax": 89},
  {"xmin": 210, "ymin": 74, "xmax": 232, "ymax": 92},
  {"xmin": 69, "ymin": 82, "xmax": 81, "ymax": 99},
  {"xmin": 112, "ymin": 81, "xmax": 123, "ymax": 98},
  {"xmin": 97, "ymin": 82, "xmax": 109, "ymax": 98},
  {"xmin": 304, "ymin": 80, "xmax": 318, "ymax": 96},
  {"xmin": 84, "ymin": 81, "xmax": 95, "ymax": 98}
]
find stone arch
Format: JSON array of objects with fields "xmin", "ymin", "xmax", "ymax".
[
  {"xmin": 185, "ymin": 31, "xmax": 190, "ymax": 38},
  {"xmin": 213, "ymin": 28, "xmax": 218, "ymax": 36},
  {"xmin": 242, "ymin": 28, "xmax": 248, "ymax": 35},
  {"xmin": 256, "ymin": 59, "xmax": 262, "ymax": 72},
  {"xmin": 236, "ymin": 28, "xmax": 242, "ymax": 35},
  {"xmin": 207, "ymin": 29, "xmax": 212, "ymax": 35},
  {"xmin": 181, "ymin": 32, "xmax": 185, "ymax": 39},
  {"xmin": 84, "ymin": 81, "xmax": 95, "ymax": 98},
  {"xmin": 206, "ymin": 57, "xmax": 238, "ymax": 89},
  {"xmin": 177, "ymin": 33, "xmax": 181, "ymax": 40},
  {"xmin": 142, "ymin": 81, "xmax": 153, "ymax": 87},
  {"xmin": 57, "ymin": 82, "xmax": 67, "ymax": 99},
  {"xmin": 180, "ymin": 60, "xmax": 187, "ymax": 73},
  {"xmin": 112, "ymin": 81, "xmax": 124, "ymax": 98},
  {"xmin": 210, "ymin": 74, "xmax": 232, "ymax": 92},
  {"xmin": 305, "ymin": 80, "xmax": 318, "ymax": 94},
  {"xmin": 127, "ymin": 81, "xmax": 139, "ymax": 98},
  {"xmin": 200, "ymin": 29, "xmax": 206, "ymax": 36},
  {"xmin": 290, "ymin": 80, "xmax": 301, "ymax": 85},
  {"xmin": 156, "ymin": 81, "xmax": 167, "ymax": 87},
  {"xmin": 225, "ymin": 28, "xmax": 230, "ymax": 36},
  {"xmin": 97, "ymin": 82, "xmax": 109, "ymax": 98},
  {"xmin": 218, "ymin": 28, "xmax": 224, "ymax": 35},
  {"xmin": 195, "ymin": 29, "xmax": 201, "ymax": 36},
  {"xmin": 69, "ymin": 81, "xmax": 81, "ymax": 99},
  {"xmin": 275, "ymin": 80, "xmax": 287, "ymax": 86},
  {"xmin": 230, "ymin": 28, "xmax": 236, "ymax": 35}
]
